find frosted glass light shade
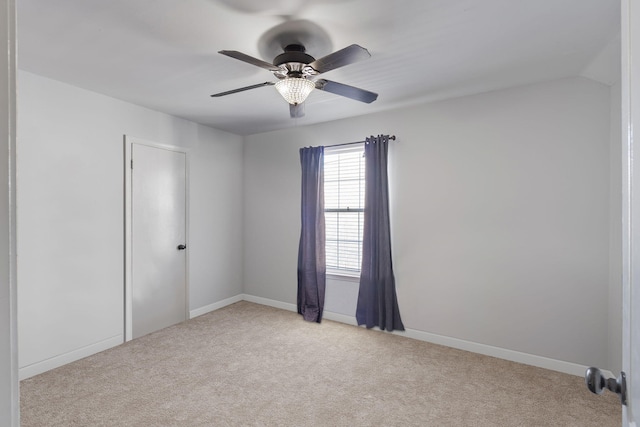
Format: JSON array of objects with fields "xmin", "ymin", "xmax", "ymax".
[{"xmin": 275, "ymin": 78, "xmax": 315, "ymax": 105}]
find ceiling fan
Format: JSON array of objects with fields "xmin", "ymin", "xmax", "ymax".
[{"xmin": 210, "ymin": 43, "xmax": 378, "ymax": 118}]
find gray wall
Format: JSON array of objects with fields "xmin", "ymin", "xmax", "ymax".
[
  {"xmin": 15, "ymin": 71, "xmax": 619, "ymax": 379},
  {"xmin": 17, "ymin": 71, "xmax": 244, "ymax": 377},
  {"xmin": 244, "ymin": 77, "xmax": 613, "ymax": 369}
]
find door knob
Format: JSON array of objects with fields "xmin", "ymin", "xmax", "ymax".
[
  {"xmin": 585, "ymin": 367, "xmax": 627, "ymax": 405},
  {"xmin": 177, "ymin": 244, "xmax": 186, "ymax": 250}
]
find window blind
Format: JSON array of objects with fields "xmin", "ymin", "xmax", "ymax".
[{"xmin": 324, "ymin": 144, "xmax": 364, "ymax": 273}]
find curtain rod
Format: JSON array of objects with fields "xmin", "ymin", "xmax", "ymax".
[{"xmin": 327, "ymin": 135, "xmax": 396, "ymax": 148}]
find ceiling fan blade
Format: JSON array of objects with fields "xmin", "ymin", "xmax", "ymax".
[
  {"xmin": 315, "ymin": 79, "xmax": 378, "ymax": 103},
  {"xmin": 290, "ymin": 103, "xmax": 305, "ymax": 118},
  {"xmin": 307, "ymin": 44, "xmax": 371, "ymax": 74},
  {"xmin": 218, "ymin": 50, "xmax": 282, "ymax": 72},
  {"xmin": 210, "ymin": 81, "xmax": 275, "ymax": 97}
]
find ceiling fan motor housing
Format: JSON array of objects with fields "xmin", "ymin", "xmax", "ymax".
[{"xmin": 273, "ymin": 44, "xmax": 315, "ymax": 67}]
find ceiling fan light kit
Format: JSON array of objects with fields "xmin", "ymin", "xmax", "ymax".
[
  {"xmin": 275, "ymin": 77, "xmax": 315, "ymax": 105},
  {"xmin": 212, "ymin": 39, "xmax": 378, "ymax": 118}
]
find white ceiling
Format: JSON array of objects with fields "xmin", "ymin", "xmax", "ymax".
[{"xmin": 17, "ymin": 0, "xmax": 620, "ymax": 136}]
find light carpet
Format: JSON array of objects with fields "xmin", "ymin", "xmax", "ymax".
[{"xmin": 20, "ymin": 301, "xmax": 620, "ymax": 426}]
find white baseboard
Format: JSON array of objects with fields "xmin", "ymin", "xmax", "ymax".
[
  {"xmin": 19, "ymin": 334, "xmax": 123, "ymax": 380},
  {"xmin": 241, "ymin": 294, "xmax": 297, "ymax": 312},
  {"xmin": 20, "ymin": 295, "xmax": 244, "ymax": 380},
  {"xmin": 190, "ymin": 294, "xmax": 244, "ymax": 318},
  {"xmin": 399, "ymin": 328, "xmax": 598, "ymax": 377},
  {"xmin": 322, "ymin": 310, "xmax": 358, "ymax": 326},
  {"xmin": 20, "ymin": 295, "xmax": 606, "ymax": 381},
  {"xmin": 241, "ymin": 294, "xmax": 600, "ymax": 378}
]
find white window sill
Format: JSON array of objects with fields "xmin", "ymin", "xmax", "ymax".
[{"xmin": 326, "ymin": 271, "xmax": 360, "ymax": 282}]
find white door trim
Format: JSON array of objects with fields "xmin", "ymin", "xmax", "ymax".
[
  {"xmin": 1, "ymin": 1, "xmax": 18, "ymax": 425},
  {"xmin": 124, "ymin": 135, "xmax": 190, "ymax": 342},
  {"xmin": 623, "ymin": 0, "xmax": 637, "ymax": 425}
]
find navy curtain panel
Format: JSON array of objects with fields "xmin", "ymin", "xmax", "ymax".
[
  {"xmin": 356, "ymin": 135, "xmax": 405, "ymax": 331},
  {"xmin": 297, "ymin": 146, "xmax": 326, "ymax": 323}
]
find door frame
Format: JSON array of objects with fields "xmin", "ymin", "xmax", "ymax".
[
  {"xmin": 124, "ymin": 135, "xmax": 190, "ymax": 342},
  {"xmin": 623, "ymin": 1, "xmax": 638, "ymax": 424}
]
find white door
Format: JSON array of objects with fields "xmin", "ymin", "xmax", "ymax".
[
  {"xmin": 585, "ymin": 4, "xmax": 638, "ymax": 425},
  {"xmin": 623, "ymin": 1, "xmax": 638, "ymax": 425},
  {"xmin": 127, "ymin": 140, "xmax": 187, "ymax": 340}
]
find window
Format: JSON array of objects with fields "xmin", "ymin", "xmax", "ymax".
[{"xmin": 324, "ymin": 144, "xmax": 365, "ymax": 276}]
